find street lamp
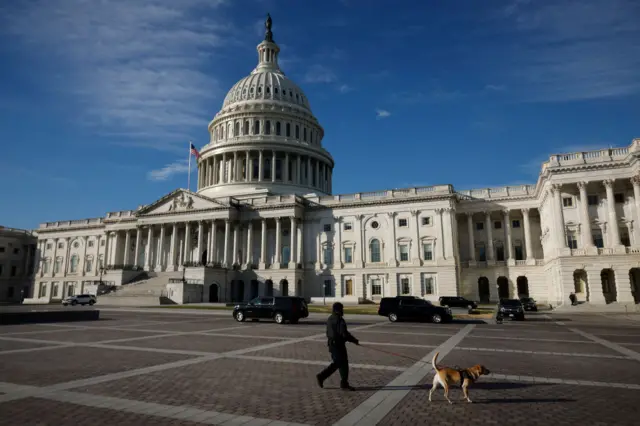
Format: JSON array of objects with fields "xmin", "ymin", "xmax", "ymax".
[{"xmin": 182, "ymin": 265, "xmax": 186, "ymax": 284}]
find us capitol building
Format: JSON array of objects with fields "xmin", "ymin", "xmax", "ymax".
[{"xmin": 26, "ymin": 17, "xmax": 640, "ymax": 307}]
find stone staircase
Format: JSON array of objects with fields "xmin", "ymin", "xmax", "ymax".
[
  {"xmin": 98, "ymin": 272, "xmax": 182, "ymax": 306},
  {"xmin": 552, "ymin": 302, "xmax": 640, "ymax": 313}
]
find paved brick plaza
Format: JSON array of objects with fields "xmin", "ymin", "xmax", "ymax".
[{"xmin": 1, "ymin": 309, "xmax": 639, "ymax": 425}]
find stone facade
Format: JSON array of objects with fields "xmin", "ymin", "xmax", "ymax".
[
  {"xmin": 28, "ymin": 18, "xmax": 640, "ymax": 306},
  {"xmin": 0, "ymin": 226, "xmax": 37, "ymax": 303}
]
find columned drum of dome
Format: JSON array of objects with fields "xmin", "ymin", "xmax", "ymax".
[{"xmin": 196, "ymin": 15, "xmax": 334, "ymax": 198}]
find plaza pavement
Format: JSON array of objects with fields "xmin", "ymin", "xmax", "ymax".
[{"xmin": 0, "ymin": 309, "xmax": 639, "ymax": 425}]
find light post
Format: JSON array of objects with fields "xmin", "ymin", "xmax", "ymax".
[{"xmin": 182, "ymin": 265, "xmax": 186, "ymax": 284}]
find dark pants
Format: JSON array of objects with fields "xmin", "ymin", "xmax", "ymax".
[{"xmin": 318, "ymin": 345, "xmax": 349, "ymax": 386}]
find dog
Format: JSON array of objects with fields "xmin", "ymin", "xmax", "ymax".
[{"xmin": 428, "ymin": 351, "xmax": 490, "ymax": 404}]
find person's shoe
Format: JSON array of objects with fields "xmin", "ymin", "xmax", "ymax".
[
  {"xmin": 316, "ymin": 374, "xmax": 324, "ymax": 389},
  {"xmin": 340, "ymin": 384, "xmax": 356, "ymax": 391}
]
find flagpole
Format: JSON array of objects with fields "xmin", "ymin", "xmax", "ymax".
[{"xmin": 187, "ymin": 140, "xmax": 191, "ymax": 192}]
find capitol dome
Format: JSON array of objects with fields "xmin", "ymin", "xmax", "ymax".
[{"xmin": 195, "ymin": 14, "xmax": 334, "ymax": 199}]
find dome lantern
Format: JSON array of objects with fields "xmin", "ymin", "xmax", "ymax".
[{"xmin": 252, "ymin": 13, "xmax": 282, "ymax": 75}]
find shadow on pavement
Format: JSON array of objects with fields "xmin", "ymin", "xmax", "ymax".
[
  {"xmin": 474, "ymin": 398, "xmax": 576, "ymax": 404},
  {"xmin": 344, "ymin": 381, "xmax": 552, "ymax": 392}
]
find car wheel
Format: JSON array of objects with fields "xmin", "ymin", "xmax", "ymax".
[
  {"xmin": 431, "ymin": 314, "xmax": 442, "ymax": 324},
  {"xmin": 388, "ymin": 312, "xmax": 398, "ymax": 322},
  {"xmin": 89, "ymin": 301, "xmax": 95, "ymax": 306},
  {"xmin": 62, "ymin": 303, "xmax": 68, "ymax": 306},
  {"xmin": 467, "ymin": 305, "xmax": 474, "ymax": 310},
  {"xmin": 274, "ymin": 312, "xmax": 284, "ymax": 324},
  {"xmin": 71, "ymin": 301, "xmax": 77, "ymax": 306},
  {"xmin": 235, "ymin": 311, "xmax": 245, "ymax": 322}
]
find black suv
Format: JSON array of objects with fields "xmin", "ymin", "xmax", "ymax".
[
  {"xmin": 498, "ymin": 298, "xmax": 525, "ymax": 320},
  {"xmin": 233, "ymin": 296, "xmax": 309, "ymax": 324},
  {"xmin": 439, "ymin": 296, "xmax": 477, "ymax": 309},
  {"xmin": 519, "ymin": 297, "xmax": 538, "ymax": 312},
  {"xmin": 378, "ymin": 296, "xmax": 453, "ymax": 324}
]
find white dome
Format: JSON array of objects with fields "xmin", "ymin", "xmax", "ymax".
[{"xmin": 222, "ymin": 71, "xmax": 312, "ymax": 111}]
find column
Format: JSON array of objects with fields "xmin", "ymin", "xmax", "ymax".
[
  {"xmin": 183, "ymin": 222, "xmax": 191, "ymax": 265},
  {"xmin": 503, "ymin": 209, "xmax": 513, "ymax": 264},
  {"xmin": 258, "ymin": 150, "xmax": 264, "ymax": 182},
  {"xmin": 169, "ymin": 223, "xmax": 177, "ymax": 271},
  {"xmin": 223, "ymin": 219, "xmax": 230, "ymax": 267},
  {"xmin": 284, "ymin": 153, "xmax": 290, "ymax": 183},
  {"xmin": 411, "ymin": 210, "xmax": 421, "ymax": 264},
  {"xmin": 259, "ymin": 219, "xmax": 267, "ymax": 269},
  {"xmin": 212, "ymin": 156, "xmax": 218, "ymax": 185},
  {"xmin": 522, "ymin": 208, "xmax": 534, "ymax": 262},
  {"xmin": 156, "ymin": 225, "xmax": 165, "ymax": 270},
  {"xmin": 123, "ymin": 230, "xmax": 131, "ymax": 265},
  {"xmin": 221, "ymin": 153, "xmax": 227, "ymax": 183},
  {"xmin": 315, "ymin": 224, "xmax": 322, "ymax": 269},
  {"xmin": 576, "ymin": 181, "xmax": 595, "ymax": 250},
  {"xmin": 144, "ymin": 226, "xmax": 153, "ymax": 270},
  {"xmin": 297, "ymin": 219, "xmax": 303, "ymax": 265},
  {"xmin": 442, "ymin": 208, "xmax": 454, "ymax": 260},
  {"xmin": 289, "ymin": 217, "xmax": 297, "ymax": 268},
  {"xmin": 197, "ymin": 221, "xmax": 204, "ymax": 265},
  {"xmin": 232, "ymin": 223, "xmax": 239, "ymax": 265},
  {"xmin": 387, "ymin": 212, "xmax": 397, "ymax": 266},
  {"xmin": 274, "ymin": 217, "xmax": 281, "ymax": 267},
  {"xmin": 466, "ymin": 213, "xmax": 475, "ymax": 262},
  {"xmin": 297, "ymin": 155, "xmax": 302, "ymax": 185},
  {"xmin": 328, "ymin": 169, "xmax": 332, "ymax": 193},
  {"xmin": 484, "ymin": 211, "xmax": 494, "ymax": 261},
  {"xmin": 271, "ymin": 151, "xmax": 276, "ymax": 182},
  {"xmin": 603, "ymin": 179, "xmax": 622, "ymax": 248},
  {"xmin": 306, "ymin": 157, "xmax": 311, "ymax": 185},
  {"xmin": 232, "ymin": 152, "xmax": 238, "ymax": 182},
  {"xmin": 245, "ymin": 221, "xmax": 253, "ymax": 268},
  {"xmin": 357, "ymin": 215, "xmax": 364, "ymax": 267},
  {"xmin": 102, "ymin": 234, "xmax": 109, "ymax": 269},
  {"xmin": 134, "ymin": 228, "xmax": 141, "ymax": 267},
  {"xmin": 245, "ymin": 151, "xmax": 250, "ymax": 182},
  {"xmin": 632, "ymin": 176, "xmax": 640, "ymax": 244},
  {"xmin": 210, "ymin": 220, "xmax": 217, "ymax": 264},
  {"xmin": 110, "ymin": 232, "xmax": 119, "ymax": 266},
  {"xmin": 315, "ymin": 161, "xmax": 319, "ymax": 189},
  {"xmin": 551, "ymin": 184, "xmax": 568, "ymax": 250},
  {"xmin": 81, "ymin": 236, "xmax": 88, "ymax": 276}
]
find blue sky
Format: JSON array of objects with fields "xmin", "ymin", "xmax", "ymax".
[{"xmin": 1, "ymin": 0, "xmax": 639, "ymax": 230}]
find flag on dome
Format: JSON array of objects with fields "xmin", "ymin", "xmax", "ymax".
[{"xmin": 190, "ymin": 142, "xmax": 200, "ymax": 159}]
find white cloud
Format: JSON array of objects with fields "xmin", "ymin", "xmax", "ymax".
[
  {"xmin": 147, "ymin": 160, "xmax": 191, "ymax": 182},
  {"xmin": 0, "ymin": 0, "xmax": 233, "ymax": 149},
  {"xmin": 304, "ymin": 65, "xmax": 337, "ymax": 83},
  {"xmin": 376, "ymin": 109, "xmax": 391, "ymax": 119},
  {"xmin": 484, "ymin": 84, "xmax": 506, "ymax": 91},
  {"xmin": 338, "ymin": 84, "xmax": 353, "ymax": 93}
]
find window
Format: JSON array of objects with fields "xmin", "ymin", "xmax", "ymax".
[
  {"xmin": 295, "ymin": 125, "xmax": 300, "ymax": 139},
  {"xmin": 593, "ymin": 233, "xmax": 604, "ymax": 248},
  {"xmin": 265, "ymin": 120, "xmax": 271, "ymax": 135},
  {"xmin": 39, "ymin": 283, "xmax": 47, "ymax": 298},
  {"xmin": 85, "ymin": 258, "xmax": 93, "ymax": 272},
  {"xmin": 421, "ymin": 217, "xmax": 431, "ymax": 226},
  {"xmin": 70, "ymin": 255, "xmax": 79, "ymax": 273},
  {"xmin": 478, "ymin": 244, "xmax": 486, "ymax": 262},
  {"xmin": 264, "ymin": 158, "xmax": 271, "ymax": 180},
  {"xmin": 244, "ymin": 120, "xmax": 250, "ymax": 135},
  {"xmin": 266, "ymin": 86, "xmax": 270, "ymax": 94},
  {"xmin": 514, "ymin": 244, "xmax": 524, "ymax": 261},
  {"xmin": 324, "ymin": 280, "xmax": 332, "ymax": 297},
  {"xmin": 257, "ymin": 86, "xmax": 262, "ymax": 94},
  {"xmin": 0, "ymin": 264, "xmax": 3, "ymax": 276},
  {"xmin": 422, "ymin": 275, "xmax": 434, "ymax": 295},
  {"xmin": 42, "ymin": 260, "xmax": 49, "ymax": 274},
  {"xmin": 54, "ymin": 258, "xmax": 62, "ymax": 274},
  {"xmin": 52, "ymin": 282, "xmax": 59, "ymax": 297},
  {"xmin": 614, "ymin": 193, "xmax": 625, "ymax": 203},
  {"xmin": 371, "ymin": 221, "xmax": 379, "ymax": 229},
  {"xmin": 254, "ymin": 120, "xmax": 260, "ymax": 134},
  {"xmin": 496, "ymin": 244, "xmax": 505, "ymax": 261},
  {"xmin": 286, "ymin": 123, "xmax": 291, "ymax": 137},
  {"xmin": 14, "ymin": 247, "xmax": 20, "ymax": 254},
  {"xmin": 88, "ymin": 240, "xmax": 94, "ymax": 248},
  {"xmin": 343, "ymin": 222, "xmax": 352, "ymax": 231},
  {"xmin": 512, "ymin": 220, "xmax": 521, "ymax": 228},
  {"xmin": 587, "ymin": 195, "xmax": 598, "ymax": 206},
  {"xmin": 303, "ymin": 127, "xmax": 307, "ymax": 142},
  {"xmin": 234, "ymin": 121, "xmax": 239, "ymax": 136},
  {"xmin": 58, "ymin": 242, "xmax": 64, "ymax": 249},
  {"xmin": 567, "ymin": 233, "xmax": 578, "ymax": 249},
  {"xmin": 10, "ymin": 265, "xmax": 17, "ymax": 276},
  {"xmin": 275, "ymin": 87, "xmax": 279, "ymax": 95},
  {"xmin": 282, "ymin": 246, "xmax": 290, "ymax": 264},
  {"xmin": 398, "ymin": 218, "xmax": 408, "ymax": 227},
  {"xmin": 371, "ymin": 278, "xmax": 382, "ymax": 296},
  {"xmin": 101, "ymin": 240, "xmax": 105, "ymax": 246},
  {"xmin": 399, "ymin": 244, "xmax": 409, "ymax": 262},
  {"xmin": 323, "ymin": 224, "xmax": 332, "ymax": 232},
  {"xmin": 494, "ymin": 221, "xmax": 502, "ymax": 229},
  {"xmin": 400, "ymin": 277, "xmax": 411, "ymax": 295},
  {"xmin": 345, "ymin": 279, "xmax": 353, "ymax": 296},
  {"xmin": 476, "ymin": 222, "xmax": 484, "ymax": 231},
  {"xmin": 276, "ymin": 122, "xmax": 281, "ymax": 136},
  {"xmin": 563, "ymin": 197, "xmax": 573, "ymax": 207},
  {"xmin": 621, "ymin": 233, "xmax": 631, "ymax": 247},
  {"xmin": 370, "ymin": 239, "xmax": 381, "ymax": 262},
  {"xmin": 323, "ymin": 246, "xmax": 333, "ymax": 265},
  {"xmin": 46, "ymin": 243, "xmax": 52, "ymax": 250},
  {"xmin": 344, "ymin": 247, "xmax": 353, "ymax": 263},
  {"xmin": 422, "ymin": 243, "xmax": 433, "ymax": 261}
]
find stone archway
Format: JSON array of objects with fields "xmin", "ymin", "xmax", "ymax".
[
  {"xmin": 265, "ymin": 280, "xmax": 274, "ymax": 296},
  {"xmin": 250, "ymin": 280, "xmax": 259, "ymax": 299},
  {"xmin": 208, "ymin": 283, "xmax": 219, "ymax": 303},
  {"xmin": 296, "ymin": 279, "xmax": 302, "ymax": 297},
  {"xmin": 573, "ymin": 270, "xmax": 588, "ymax": 302},
  {"xmin": 497, "ymin": 276, "xmax": 509, "ymax": 299},
  {"xmin": 629, "ymin": 268, "xmax": 640, "ymax": 303},
  {"xmin": 478, "ymin": 277, "xmax": 490, "ymax": 303},
  {"xmin": 516, "ymin": 276, "xmax": 529, "ymax": 297},
  {"xmin": 231, "ymin": 280, "xmax": 245, "ymax": 302},
  {"xmin": 601, "ymin": 269, "xmax": 617, "ymax": 303},
  {"xmin": 280, "ymin": 279, "xmax": 289, "ymax": 296}
]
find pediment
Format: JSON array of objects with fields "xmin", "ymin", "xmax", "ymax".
[{"xmin": 137, "ymin": 189, "xmax": 224, "ymax": 216}]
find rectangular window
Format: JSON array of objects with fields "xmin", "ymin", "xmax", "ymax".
[
  {"xmin": 423, "ymin": 243, "xmax": 433, "ymax": 261},
  {"xmin": 421, "ymin": 217, "xmax": 431, "ymax": 226},
  {"xmin": 400, "ymin": 278, "xmax": 411, "ymax": 295},
  {"xmin": 587, "ymin": 195, "xmax": 598, "ymax": 206},
  {"xmin": 614, "ymin": 193, "xmax": 625, "ymax": 203},
  {"xmin": 10, "ymin": 265, "xmax": 17, "ymax": 276},
  {"xmin": 54, "ymin": 259, "xmax": 61, "ymax": 274},
  {"xmin": 563, "ymin": 197, "xmax": 573, "ymax": 207},
  {"xmin": 88, "ymin": 241, "xmax": 94, "ymax": 248},
  {"xmin": 496, "ymin": 246, "xmax": 505, "ymax": 261},
  {"xmin": 344, "ymin": 247, "xmax": 353, "ymax": 263},
  {"xmin": 46, "ymin": 243, "xmax": 52, "ymax": 250},
  {"xmin": 345, "ymin": 279, "xmax": 353, "ymax": 296},
  {"xmin": 494, "ymin": 221, "xmax": 502, "ymax": 229},
  {"xmin": 371, "ymin": 279, "xmax": 382, "ymax": 296},
  {"xmin": 476, "ymin": 222, "xmax": 484, "ymax": 231},
  {"xmin": 85, "ymin": 259, "xmax": 93, "ymax": 272},
  {"xmin": 399, "ymin": 244, "xmax": 409, "ymax": 261},
  {"xmin": 323, "ymin": 247, "xmax": 333, "ymax": 265},
  {"xmin": 422, "ymin": 276, "xmax": 434, "ymax": 295},
  {"xmin": 323, "ymin": 224, "xmax": 331, "ymax": 232},
  {"xmin": 478, "ymin": 246, "xmax": 486, "ymax": 262},
  {"xmin": 512, "ymin": 220, "xmax": 521, "ymax": 228},
  {"xmin": 52, "ymin": 282, "xmax": 59, "ymax": 298},
  {"xmin": 286, "ymin": 123, "xmax": 291, "ymax": 137},
  {"xmin": 343, "ymin": 222, "xmax": 352, "ymax": 231},
  {"xmin": 567, "ymin": 233, "xmax": 578, "ymax": 249},
  {"xmin": 0, "ymin": 264, "xmax": 3, "ymax": 276},
  {"xmin": 621, "ymin": 233, "xmax": 631, "ymax": 247},
  {"xmin": 13, "ymin": 248, "xmax": 19, "ymax": 255},
  {"xmin": 101, "ymin": 240, "xmax": 105, "ymax": 246},
  {"xmin": 42, "ymin": 261, "xmax": 49, "ymax": 274},
  {"xmin": 398, "ymin": 218, "xmax": 408, "ymax": 227},
  {"xmin": 324, "ymin": 280, "xmax": 332, "ymax": 297},
  {"xmin": 514, "ymin": 245, "xmax": 524, "ymax": 261},
  {"xmin": 39, "ymin": 283, "xmax": 47, "ymax": 298},
  {"xmin": 593, "ymin": 233, "xmax": 604, "ymax": 248},
  {"xmin": 58, "ymin": 243, "xmax": 64, "ymax": 249},
  {"xmin": 0, "ymin": 247, "xmax": 4, "ymax": 253}
]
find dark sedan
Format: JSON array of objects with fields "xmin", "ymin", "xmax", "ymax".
[
  {"xmin": 520, "ymin": 297, "xmax": 538, "ymax": 311},
  {"xmin": 497, "ymin": 298, "xmax": 525, "ymax": 320}
]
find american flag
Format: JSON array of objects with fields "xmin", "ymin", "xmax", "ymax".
[{"xmin": 190, "ymin": 142, "xmax": 200, "ymax": 159}]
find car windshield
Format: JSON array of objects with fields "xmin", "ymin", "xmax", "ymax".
[
  {"xmin": 501, "ymin": 299, "xmax": 522, "ymax": 306},
  {"xmin": 521, "ymin": 298, "xmax": 533, "ymax": 302}
]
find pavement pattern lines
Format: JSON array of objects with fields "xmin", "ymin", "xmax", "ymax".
[{"xmin": 1, "ymin": 311, "xmax": 639, "ymax": 425}]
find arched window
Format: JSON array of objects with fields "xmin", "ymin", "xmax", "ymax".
[
  {"xmin": 258, "ymin": 86, "xmax": 262, "ymax": 94},
  {"xmin": 275, "ymin": 87, "xmax": 279, "ymax": 95},
  {"xmin": 286, "ymin": 123, "xmax": 291, "ymax": 137},
  {"xmin": 70, "ymin": 255, "xmax": 79, "ymax": 273},
  {"xmin": 303, "ymin": 128, "xmax": 307, "ymax": 142},
  {"xmin": 265, "ymin": 120, "xmax": 271, "ymax": 135},
  {"xmin": 220, "ymin": 126, "xmax": 224, "ymax": 139},
  {"xmin": 296, "ymin": 94, "xmax": 299, "ymax": 102},
  {"xmin": 295, "ymin": 125, "xmax": 300, "ymax": 139},
  {"xmin": 266, "ymin": 86, "xmax": 270, "ymax": 95},
  {"xmin": 234, "ymin": 121, "xmax": 240, "ymax": 137},
  {"xmin": 276, "ymin": 122, "xmax": 281, "ymax": 136},
  {"xmin": 85, "ymin": 257, "xmax": 93, "ymax": 272},
  {"xmin": 264, "ymin": 158, "xmax": 271, "ymax": 180},
  {"xmin": 227, "ymin": 123, "xmax": 232, "ymax": 138},
  {"xmin": 254, "ymin": 120, "xmax": 260, "ymax": 135},
  {"xmin": 370, "ymin": 239, "xmax": 381, "ymax": 263},
  {"xmin": 244, "ymin": 120, "xmax": 249, "ymax": 135}
]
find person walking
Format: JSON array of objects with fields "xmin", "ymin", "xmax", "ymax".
[{"xmin": 316, "ymin": 302, "xmax": 359, "ymax": 391}]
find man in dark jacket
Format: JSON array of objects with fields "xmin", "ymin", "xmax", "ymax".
[{"xmin": 316, "ymin": 302, "xmax": 359, "ymax": 391}]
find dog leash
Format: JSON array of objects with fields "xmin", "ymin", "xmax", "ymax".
[{"xmin": 360, "ymin": 344, "xmax": 463, "ymax": 370}]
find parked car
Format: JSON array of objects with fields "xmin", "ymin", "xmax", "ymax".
[
  {"xmin": 439, "ymin": 296, "xmax": 478, "ymax": 309},
  {"xmin": 62, "ymin": 294, "xmax": 96, "ymax": 306},
  {"xmin": 233, "ymin": 296, "xmax": 309, "ymax": 324},
  {"xmin": 378, "ymin": 296, "xmax": 453, "ymax": 324},
  {"xmin": 497, "ymin": 298, "xmax": 525, "ymax": 320},
  {"xmin": 520, "ymin": 297, "xmax": 538, "ymax": 311}
]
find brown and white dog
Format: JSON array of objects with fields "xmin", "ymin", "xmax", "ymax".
[{"xmin": 428, "ymin": 351, "xmax": 490, "ymax": 404}]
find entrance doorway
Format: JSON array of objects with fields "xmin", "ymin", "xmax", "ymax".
[
  {"xmin": 231, "ymin": 280, "xmax": 244, "ymax": 302},
  {"xmin": 265, "ymin": 280, "xmax": 274, "ymax": 296},
  {"xmin": 573, "ymin": 270, "xmax": 588, "ymax": 301},
  {"xmin": 497, "ymin": 276, "xmax": 509, "ymax": 299},
  {"xmin": 630, "ymin": 268, "xmax": 640, "ymax": 303},
  {"xmin": 250, "ymin": 280, "xmax": 259, "ymax": 299},
  {"xmin": 208, "ymin": 283, "xmax": 219, "ymax": 302},
  {"xmin": 201, "ymin": 250, "xmax": 207, "ymax": 265},
  {"xmin": 280, "ymin": 279, "xmax": 289, "ymax": 296},
  {"xmin": 478, "ymin": 277, "xmax": 490, "ymax": 303},
  {"xmin": 516, "ymin": 276, "xmax": 529, "ymax": 297},
  {"xmin": 600, "ymin": 269, "xmax": 617, "ymax": 303}
]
